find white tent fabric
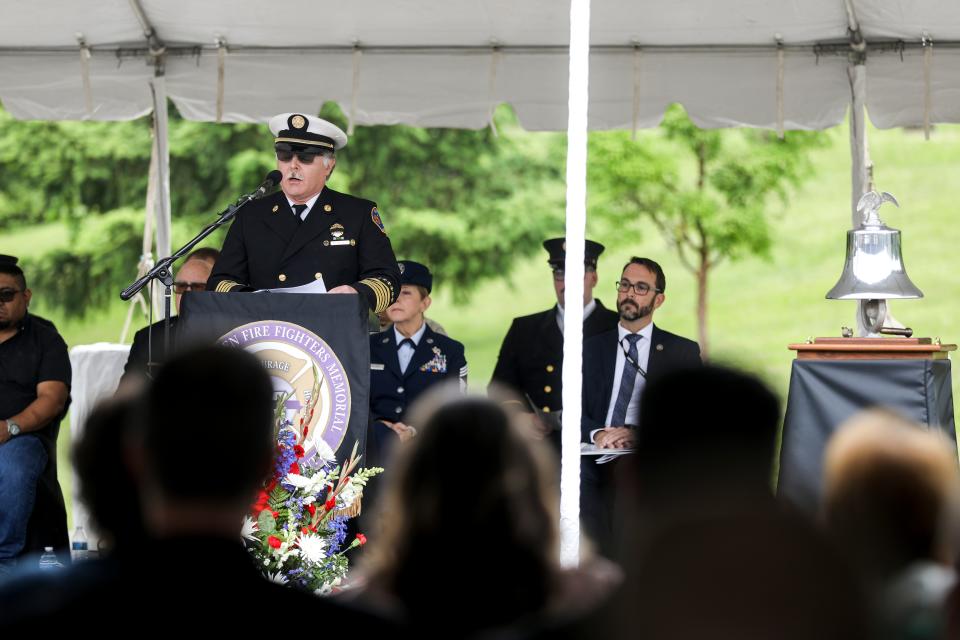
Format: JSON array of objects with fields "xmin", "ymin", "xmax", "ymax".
[{"xmin": 0, "ymin": 0, "xmax": 959, "ymax": 130}]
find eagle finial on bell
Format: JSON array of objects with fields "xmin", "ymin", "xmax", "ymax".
[{"xmin": 826, "ymin": 190, "xmax": 923, "ymax": 337}]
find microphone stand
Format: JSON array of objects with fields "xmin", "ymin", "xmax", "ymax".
[{"xmin": 120, "ymin": 185, "xmax": 271, "ymax": 377}]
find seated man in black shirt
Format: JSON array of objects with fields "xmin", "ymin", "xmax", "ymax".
[
  {"xmin": 0, "ymin": 255, "xmax": 71, "ymax": 573},
  {"xmin": 118, "ymin": 247, "xmax": 218, "ymax": 388}
]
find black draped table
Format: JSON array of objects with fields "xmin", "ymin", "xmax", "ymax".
[{"xmin": 777, "ymin": 357, "xmax": 956, "ymax": 516}]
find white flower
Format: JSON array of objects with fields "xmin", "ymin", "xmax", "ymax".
[
  {"xmin": 267, "ymin": 571, "xmax": 288, "ymax": 585},
  {"xmin": 240, "ymin": 516, "xmax": 258, "ymax": 542},
  {"xmin": 313, "ymin": 440, "xmax": 336, "ymax": 463},
  {"xmin": 338, "ymin": 481, "xmax": 360, "ymax": 507},
  {"xmin": 296, "ymin": 534, "xmax": 328, "ymax": 564},
  {"xmin": 284, "ymin": 471, "xmax": 328, "ymax": 496}
]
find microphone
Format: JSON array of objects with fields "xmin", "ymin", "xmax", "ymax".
[{"xmin": 252, "ymin": 170, "xmax": 283, "ymax": 199}]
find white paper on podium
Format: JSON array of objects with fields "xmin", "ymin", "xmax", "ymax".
[{"xmin": 256, "ymin": 277, "xmax": 326, "ymax": 294}]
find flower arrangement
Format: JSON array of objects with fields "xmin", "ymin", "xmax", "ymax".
[{"xmin": 244, "ymin": 379, "xmax": 382, "ymax": 594}]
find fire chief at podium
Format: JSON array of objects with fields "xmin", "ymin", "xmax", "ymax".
[{"xmin": 208, "ymin": 112, "xmax": 401, "ymax": 314}]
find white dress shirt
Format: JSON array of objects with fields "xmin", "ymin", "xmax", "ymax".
[
  {"xmin": 285, "ymin": 192, "xmax": 321, "ymax": 221},
  {"xmin": 395, "ymin": 322, "xmax": 427, "ymax": 374},
  {"xmin": 590, "ymin": 322, "xmax": 654, "ymax": 442}
]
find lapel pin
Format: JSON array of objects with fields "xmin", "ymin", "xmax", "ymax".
[
  {"xmin": 323, "ymin": 204, "xmax": 333, "ymax": 213},
  {"xmin": 272, "ymin": 205, "xmax": 279, "ymax": 213},
  {"xmin": 426, "ymin": 338, "xmax": 434, "ymax": 344},
  {"xmin": 382, "ymin": 337, "xmax": 389, "ymax": 344},
  {"xmin": 656, "ymin": 344, "xmax": 664, "ymax": 351}
]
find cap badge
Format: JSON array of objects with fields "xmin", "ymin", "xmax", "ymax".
[
  {"xmin": 291, "ymin": 115, "xmax": 306, "ymax": 129},
  {"xmin": 399, "ymin": 262, "xmax": 405, "ymax": 275}
]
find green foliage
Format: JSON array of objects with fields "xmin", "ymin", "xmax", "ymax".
[
  {"xmin": 268, "ymin": 487, "xmax": 291, "ymax": 511},
  {"xmin": 320, "ymin": 103, "xmax": 566, "ymax": 297},
  {"xmin": 24, "ymin": 210, "xmax": 144, "ymax": 317},
  {"xmin": 590, "ymin": 104, "xmax": 827, "ymax": 271},
  {"xmin": 4, "ymin": 102, "xmax": 564, "ymax": 314},
  {"xmin": 257, "ymin": 510, "xmax": 276, "ymax": 534}
]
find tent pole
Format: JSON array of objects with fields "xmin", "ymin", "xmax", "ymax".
[
  {"xmin": 559, "ymin": 0, "xmax": 591, "ymax": 569},
  {"xmin": 149, "ymin": 76, "xmax": 172, "ymax": 262}
]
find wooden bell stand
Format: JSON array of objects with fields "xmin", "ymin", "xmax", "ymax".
[{"xmin": 788, "ymin": 337, "xmax": 956, "ymax": 360}]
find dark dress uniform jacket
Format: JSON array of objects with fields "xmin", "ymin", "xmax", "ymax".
[
  {"xmin": 208, "ymin": 188, "xmax": 401, "ymax": 313},
  {"xmin": 366, "ymin": 325, "xmax": 467, "ymax": 469},
  {"xmin": 490, "ymin": 300, "xmax": 619, "ymax": 414}
]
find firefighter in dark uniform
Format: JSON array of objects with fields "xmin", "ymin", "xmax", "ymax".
[
  {"xmin": 367, "ymin": 260, "xmax": 467, "ymax": 468},
  {"xmin": 489, "ymin": 238, "xmax": 618, "ymax": 442},
  {"xmin": 208, "ymin": 113, "xmax": 400, "ymax": 314}
]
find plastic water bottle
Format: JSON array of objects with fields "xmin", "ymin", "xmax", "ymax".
[
  {"xmin": 38, "ymin": 547, "xmax": 62, "ymax": 571},
  {"xmin": 71, "ymin": 525, "xmax": 89, "ymax": 563}
]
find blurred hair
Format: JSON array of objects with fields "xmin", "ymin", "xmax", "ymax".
[
  {"xmin": 72, "ymin": 396, "xmax": 145, "ymax": 550},
  {"xmin": 823, "ymin": 408, "xmax": 960, "ymax": 578},
  {"xmin": 133, "ymin": 346, "xmax": 275, "ymax": 502},
  {"xmin": 184, "ymin": 247, "xmax": 220, "ymax": 266},
  {"xmin": 633, "ymin": 364, "xmax": 780, "ymax": 497},
  {"xmin": 365, "ymin": 390, "xmax": 559, "ymax": 629}
]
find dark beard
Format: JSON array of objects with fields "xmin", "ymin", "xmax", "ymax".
[
  {"xmin": 0, "ymin": 319, "xmax": 11, "ymax": 330},
  {"xmin": 618, "ymin": 299, "xmax": 653, "ymax": 322}
]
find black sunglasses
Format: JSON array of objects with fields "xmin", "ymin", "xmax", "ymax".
[
  {"xmin": 0, "ymin": 288, "xmax": 23, "ymax": 303},
  {"xmin": 275, "ymin": 144, "xmax": 322, "ymax": 164}
]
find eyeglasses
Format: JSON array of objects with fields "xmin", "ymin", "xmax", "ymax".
[
  {"xmin": 0, "ymin": 288, "xmax": 23, "ymax": 303},
  {"xmin": 173, "ymin": 281, "xmax": 207, "ymax": 294},
  {"xmin": 275, "ymin": 144, "xmax": 322, "ymax": 164},
  {"xmin": 616, "ymin": 279, "xmax": 660, "ymax": 295}
]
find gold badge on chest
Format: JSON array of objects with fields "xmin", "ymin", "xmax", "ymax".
[{"xmin": 328, "ymin": 223, "xmax": 352, "ymax": 246}]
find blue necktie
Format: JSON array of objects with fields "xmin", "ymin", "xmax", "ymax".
[{"xmin": 610, "ymin": 334, "xmax": 642, "ymax": 427}]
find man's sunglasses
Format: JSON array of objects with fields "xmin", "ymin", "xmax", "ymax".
[
  {"xmin": 173, "ymin": 281, "xmax": 207, "ymax": 294},
  {"xmin": 0, "ymin": 288, "xmax": 23, "ymax": 303},
  {"xmin": 275, "ymin": 144, "xmax": 322, "ymax": 164}
]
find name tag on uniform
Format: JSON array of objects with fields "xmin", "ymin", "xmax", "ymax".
[
  {"xmin": 330, "ymin": 239, "xmax": 353, "ymax": 246},
  {"xmin": 370, "ymin": 363, "xmax": 385, "ymax": 371}
]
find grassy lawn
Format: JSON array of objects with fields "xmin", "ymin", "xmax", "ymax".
[{"xmin": 8, "ymin": 121, "xmax": 960, "ymax": 524}]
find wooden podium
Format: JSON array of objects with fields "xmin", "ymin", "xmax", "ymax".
[{"xmin": 788, "ymin": 337, "xmax": 957, "ymax": 360}]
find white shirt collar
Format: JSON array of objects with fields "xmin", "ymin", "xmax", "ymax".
[
  {"xmin": 285, "ymin": 192, "xmax": 322, "ymax": 217},
  {"xmin": 618, "ymin": 321, "xmax": 654, "ymax": 342},
  {"xmin": 557, "ymin": 298, "xmax": 598, "ymax": 321},
  {"xmin": 394, "ymin": 321, "xmax": 427, "ymax": 346}
]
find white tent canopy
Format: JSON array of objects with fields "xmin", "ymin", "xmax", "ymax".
[{"xmin": 1, "ymin": 0, "xmax": 959, "ymax": 130}]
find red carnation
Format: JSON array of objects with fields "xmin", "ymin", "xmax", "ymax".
[
  {"xmin": 356, "ymin": 533, "xmax": 367, "ymax": 546},
  {"xmin": 271, "ymin": 510, "xmax": 279, "ymax": 519},
  {"xmin": 306, "ymin": 504, "xmax": 316, "ymax": 516},
  {"xmin": 289, "ymin": 462, "xmax": 300, "ymax": 475},
  {"xmin": 294, "ymin": 445, "xmax": 305, "ymax": 458},
  {"xmin": 324, "ymin": 497, "xmax": 336, "ymax": 512},
  {"xmin": 267, "ymin": 535, "xmax": 281, "ymax": 549}
]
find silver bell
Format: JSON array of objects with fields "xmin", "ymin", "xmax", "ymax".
[
  {"xmin": 826, "ymin": 191, "xmax": 922, "ymax": 337},
  {"xmin": 826, "ymin": 191, "xmax": 923, "ymax": 301}
]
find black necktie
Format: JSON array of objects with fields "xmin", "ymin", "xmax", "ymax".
[{"xmin": 292, "ymin": 204, "xmax": 308, "ymax": 223}]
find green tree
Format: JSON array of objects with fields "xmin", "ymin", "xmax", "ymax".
[
  {"xmin": 589, "ymin": 104, "xmax": 827, "ymax": 357},
  {"xmin": 320, "ymin": 103, "xmax": 566, "ymax": 298},
  {"xmin": 2, "ymin": 103, "xmax": 566, "ymax": 316}
]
